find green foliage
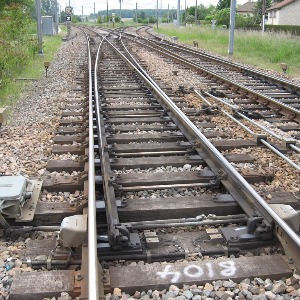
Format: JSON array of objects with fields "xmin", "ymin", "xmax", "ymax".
[
  {"xmin": 72, "ymin": 15, "xmax": 81, "ymax": 23},
  {"xmin": 252, "ymin": 0, "xmax": 272, "ymax": 23},
  {"xmin": 0, "ymin": 35, "xmax": 62, "ymax": 108},
  {"xmin": 213, "ymin": 8, "xmax": 230, "ymax": 27},
  {"xmin": 155, "ymin": 25, "xmax": 300, "ymax": 77},
  {"xmin": 241, "ymin": 24, "xmax": 300, "ymax": 36},
  {"xmin": 185, "ymin": 14, "xmax": 195, "ymax": 24},
  {"xmin": 0, "ymin": 2, "xmax": 36, "ymax": 87},
  {"xmin": 182, "ymin": 4, "xmax": 216, "ymax": 23},
  {"xmin": 97, "ymin": 16, "xmax": 103, "ymax": 24},
  {"xmin": 216, "ymin": 0, "xmax": 231, "ymax": 10},
  {"xmin": 41, "ymin": 0, "xmax": 58, "ymax": 16},
  {"xmin": 148, "ymin": 16, "xmax": 157, "ymax": 24},
  {"xmin": 0, "ymin": 0, "xmax": 33, "ymax": 12},
  {"xmin": 210, "ymin": 8, "xmax": 255, "ymax": 28}
]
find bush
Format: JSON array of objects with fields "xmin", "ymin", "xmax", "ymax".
[{"xmin": 0, "ymin": 3, "xmax": 36, "ymax": 87}]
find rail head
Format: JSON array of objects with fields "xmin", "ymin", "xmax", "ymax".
[
  {"xmin": 107, "ymin": 34, "xmax": 300, "ymax": 267},
  {"xmin": 78, "ymin": 27, "xmax": 100, "ymax": 300}
]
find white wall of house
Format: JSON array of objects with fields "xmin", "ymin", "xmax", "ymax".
[{"xmin": 267, "ymin": 0, "xmax": 300, "ymax": 25}]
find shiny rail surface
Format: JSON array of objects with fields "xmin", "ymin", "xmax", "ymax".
[
  {"xmin": 57, "ymin": 27, "xmax": 298, "ymax": 297},
  {"xmin": 91, "ymin": 29, "xmax": 300, "ymax": 269},
  {"xmin": 122, "ymin": 28, "xmax": 300, "ymax": 123}
]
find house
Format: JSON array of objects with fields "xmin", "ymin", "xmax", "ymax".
[
  {"xmin": 237, "ymin": 1, "xmax": 257, "ymax": 16},
  {"xmin": 267, "ymin": 0, "xmax": 300, "ymax": 25}
]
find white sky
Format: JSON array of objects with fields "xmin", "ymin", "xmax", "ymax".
[{"xmin": 59, "ymin": 0, "xmax": 249, "ymax": 16}]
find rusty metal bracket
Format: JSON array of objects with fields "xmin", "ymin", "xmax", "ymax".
[{"xmin": 210, "ymin": 170, "xmax": 226, "ymax": 189}]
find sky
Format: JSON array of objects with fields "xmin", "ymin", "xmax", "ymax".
[{"xmin": 59, "ymin": 0, "xmax": 249, "ymax": 16}]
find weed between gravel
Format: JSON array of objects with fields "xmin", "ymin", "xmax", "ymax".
[{"xmin": 155, "ymin": 24, "xmax": 300, "ymax": 78}]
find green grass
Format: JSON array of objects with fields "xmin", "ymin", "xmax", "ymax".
[
  {"xmin": 155, "ymin": 24, "xmax": 300, "ymax": 78},
  {"xmin": 0, "ymin": 34, "xmax": 63, "ymax": 109}
]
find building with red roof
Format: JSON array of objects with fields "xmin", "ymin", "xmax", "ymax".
[{"xmin": 267, "ymin": 0, "xmax": 300, "ymax": 25}]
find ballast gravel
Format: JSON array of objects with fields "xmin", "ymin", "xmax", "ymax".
[
  {"xmin": 0, "ymin": 27, "xmax": 86, "ymax": 299},
  {"xmin": 106, "ymin": 271, "xmax": 300, "ymax": 300}
]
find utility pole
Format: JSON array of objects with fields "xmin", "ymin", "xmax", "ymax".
[
  {"xmin": 54, "ymin": 0, "xmax": 58, "ymax": 34},
  {"xmin": 69, "ymin": 0, "xmax": 70, "ymax": 6},
  {"xmin": 94, "ymin": 2, "xmax": 96, "ymax": 21},
  {"xmin": 228, "ymin": 0, "xmax": 236, "ymax": 57},
  {"xmin": 195, "ymin": 0, "xmax": 197, "ymax": 24},
  {"xmin": 136, "ymin": 3, "xmax": 137, "ymax": 23},
  {"xmin": 168, "ymin": 3, "xmax": 169, "ymax": 23},
  {"xmin": 119, "ymin": 0, "xmax": 122, "ymax": 22},
  {"xmin": 81, "ymin": 6, "xmax": 83, "ymax": 22},
  {"xmin": 156, "ymin": 0, "xmax": 159, "ymax": 29},
  {"xmin": 107, "ymin": 1, "xmax": 109, "ymax": 26},
  {"xmin": 177, "ymin": 0, "xmax": 180, "ymax": 26},
  {"xmin": 262, "ymin": 0, "xmax": 266, "ymax": 32},
  {"xmin": 35, "ymin": 0, "xmax": 43, "ymax": 54},
  {"xmin": 184, "ymin": 0, "xmax": 186, "ymax": 24}
]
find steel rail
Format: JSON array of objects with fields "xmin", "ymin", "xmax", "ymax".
[
  {"xmin": 202, "ymin": 91, "xmax": 300, "ymax": 171},
  {"xmin": 106, "ymin": 36, "xmax": 300, "ymax": 267},
  {"xmin": 122, "ymin": 35, "xmax": 300, "ymax": 122},
  {"xmin": 135, "ymin": 27, "xmax": 300, "ymax": 94},
  {"xmin": 94, "ymin": 40, "xmax": 123, "ymax": 249},
  {"xmin": 87, "ymin": 33, "xmax": 100, "ymax": 300}
]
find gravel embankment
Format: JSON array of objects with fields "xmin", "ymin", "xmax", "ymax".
[{"xmin": 0, "ymin": 28, "xmax": 86, "ymax": 300}]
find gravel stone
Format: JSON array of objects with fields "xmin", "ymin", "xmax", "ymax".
[
  {"xmin": 265, "ymin": 291, "xmax": 276, "ymax": 300},
  {"xmin": 182, "ymin": 290, "xmax": 193, "ymax": 299},
  {"xmin": 253, "ymin": 278, "xmax": 265, "ymax": 286},
  {"xmin": 248, "ymin": 285, "xmax": 260, "ymax": 295},
  {"xmin": 223, "ymin": 280, "xmax": 236, "ymax": 289},
  {"xmin": 271, "ymin": 281, "xmax": 287, "ymax": 294},
  {"xmin": 203, "ymin": 283, "xmax": 213, "ymax": 292},
  {"xmin": 152, "ymin": 290, "xmax": 160, "ymax": 299},
  {"xmin": 252, "ymin": 295, "xmax": 267, "ymax": 300},
  {"xmin": 264, "ymin": 279, "xmax": 273, "ymax": 291}
]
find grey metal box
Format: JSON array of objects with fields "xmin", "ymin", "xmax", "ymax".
[
  {"xmin": 0, "ymin": 176, "xmax": 28, "ymax": 217},
  {"xmin": 0, "ymin": 176, "xmax": 27, "ymax": 200},
  {"xmin": 42, "ymin": 16, "xmax": 54, "ymax": 35}
]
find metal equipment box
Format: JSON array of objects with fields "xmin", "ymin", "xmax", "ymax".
[
  {"xmin": 0, "ymin": 176, "xmax": 27, "ymax": 217},
  {"xmin": 42, "ymin": 16, "xmax": 54, "ymax": 35},
  {"xmin": 59, "ymin": 215, "xmax": 88, "ymax": 247}
]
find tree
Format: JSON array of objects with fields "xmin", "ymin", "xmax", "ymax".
[
  {"xmin": 216, "ymin": 0, "xmax": 230, "ymax": 10},
  {"xmin": 97, "ymin": 15, "xmax": 103, "ymax": 24},
  {"xmin": 41, "ymin": 0, "xmax": 58, "ymax": 16},
  {"xmin": 0, "ymin": 0, "xmax": 36, "ymax": 86},
  {"xmin": 253, "ymin": 0, "xmax": 272, "ymax": 23},
  {"xmin": 184, "ymin": 4, "xmax": 215, "ymax": 22},
  {"xmin": 0, "ymin": 0, "xmax": 33, "ymax": 12},
  {"xmin": 139, "ymin": 11, "xmax": 146, "ymax": 20},
  {"xmin": 213, "ymin": 7, "xmax": 230, "ymax": 26}
]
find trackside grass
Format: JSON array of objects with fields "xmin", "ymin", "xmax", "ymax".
[
  {"xmin": 155, "ymin": 25, "xmax": 300, "ymax": 78},
  {"xmin": 0, "ymin": 33, "xmax": 63, "ymax": 109}
]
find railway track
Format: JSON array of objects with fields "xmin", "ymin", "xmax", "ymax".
[
  {"xmin": 0, "ymin": 25, "xmax": 299, "ymax": 300},
  {"xmin": 124, "ymin": 26, "xmax": 300, "ymax": 122},
  {"xmin": 91, "ymin": 28, "xmax": 300, "ymax": 296}
]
